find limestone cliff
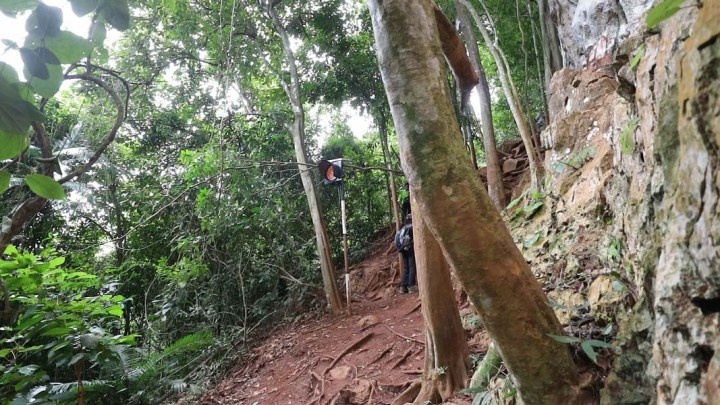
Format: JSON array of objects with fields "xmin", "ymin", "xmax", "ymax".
[{"xmin": 517, "ymin": 0, "xmax": 718, "ymax": 403}]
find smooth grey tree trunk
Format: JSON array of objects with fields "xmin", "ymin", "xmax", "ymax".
[
  {"xmin": 269, "ymin": 7, "xmax": 343, "ymax": 314},
  {"xmin": 456, "ymin": 1, "xmax": 506, "ymax": 210},
  {"xmin": 458, "ymin": 0, "xmax": 540, "ymax": 191}
]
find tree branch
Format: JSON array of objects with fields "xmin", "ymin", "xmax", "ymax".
[{"xmin": 58, "ymin": 73, "xmax": 125, "ymax": 184}]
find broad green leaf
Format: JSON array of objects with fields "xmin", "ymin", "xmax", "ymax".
[
  {"xmin": 162, "ymin": 0, "xmax": 176, "ymax": 13},
  {"xmin": 620, "ymin": 116, "xmax": 639, "ymax": 155},
  {"xmin": 0, "ymin": 348, "xmax": 11, "ymax": 358},
  {"xmin": 0, "ymin": 170, "xmax": 9, "ymax": 192},
  {"xmin": 523, "ymin": 200, "xmax": 544, "ymax": 218},
  {"xmin": 19, "ymin": 47, "xmax": 49, "ymax": 79},
  {"xmin": 0, "ymin": 61, "xmax": 19, "ymax": 83},
  {"xmin": 48, "ymin": 256, "xmax": 65, "ymax": 268},
  {"xmin": 18, "ymin": 364, "xmax": 39, "ymax": 375},
  {"xmin": 41, "ymin": 326, "xmax": 72, "ymax": 336},
  {"xmin": 101, "ymin": 0, "xmax": 130, "ymax": 31},
  {"xmin": 0, "ymin": 76, "xmax": 38, "ymax": 128},
  {"xmin": 581, "ymin": 340, "xmax": 598, "ymax": 364},
  {"xmin": 25, "ymin": 174, "xmax": 66, "ymax": 199},
  {"xmin": 92, "ymin": 46, "xmax": 109, "ymax": 64},
  {"xmin": 116, "ymin": 334, "xmax": 138, "ymax": 344},
  {"xmin": 3, "ymin": 245, "xmax": 18, "ymax": 255},
  {"xmin": 0, "ymin": 131, "xmax": 29, "ymax": 160},
  {"xmin": 646, "ymin": 0, "xmax": 684, "ymax": 29},
  {"xmin": 67, "ymin": 352, "xmax": 86, "ymax": 366},
  {"xmin": 547, "ymin": 334, "xmax": 581, "ymax": 344},
  {"xmin": 89, "ymin": 20, "xmax": 106, "ymax": 46},
  {"xmin": 35, "ymin": 47, "xmax": 60, "ymax": 65},
  {"xmin": 1, "ymin": 39, "xmax": 18, "ymax": 49},
  {"xmin": 630, "ymin": 43, "xmax": 645, "ymax": 70},
  {"xmin": 0, "ymin": 0, "xmax": 38, "ymax": 13},
  {"xmin": 25, "ymin": 62, "xmax": 63, "ymax": 98},
  {"xmin": 70, "ymin": 0, "xmax": 98, "ymax": 16},
  {"xmin": 523, "ymin": 231, "xmax": 542, "ymax": 249},
  {"xmin": 585, "ymin": 339, "xmax": 614, "ymax": 348},
  {"xmin": 106, "ymin": 304, "xmax": 123, "ymax": 317},
  {"xmin": 25, "ymin": 3, "xmax": 62, "ymax": 37},
  {"xmin": 45, "ymin": 31, "xmax": 93, "ymax": 63}
]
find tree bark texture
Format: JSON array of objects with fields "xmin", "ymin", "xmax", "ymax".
[
  {"xmin": 413, "ymin": 202, "xmax": 469, "ymax": 402},
  {"xmin": 269, "ymin": 7, "xmax": 343, "ymax": 314},
  {"xmin": 458, "ymin": 0, "xmax": 540, "ymax": 191},
  {"xmin": 367, "ymin": 1, "xmax": 579, "ymax": 403},
  {"xmin": 537, "ymin": 0, "xmax": 563, "ymax": 94},
  {"xmin": 456, "ymin": 1, "xmax": 506, "ymax": 210}
]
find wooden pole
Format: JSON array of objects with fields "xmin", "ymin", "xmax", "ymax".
[{"xmin": 340, "ymin": 181, "xmax": 351, "ymax": 315}]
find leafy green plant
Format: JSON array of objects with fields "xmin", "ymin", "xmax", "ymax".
[
  {"xmin": 548, "ymin": 334, "xmax": 613, "ymax": 364},
  {"xmin": 608, "ymin": 237, "xmax": 622, "ymax": 262},
  {"xmin": 630, "ymin": 44, "xmax": 646, "ymax": 70},
  {"xmin": 646, "ymin": 0, "xmax": 684, "ymax": 29},
  {"xmin": 0, "ymin": 245, "xmax": 132, "ymax": 403},
  {"xmin": 619, "ymin": 116, "xmax": 640, "ymax": 155}
]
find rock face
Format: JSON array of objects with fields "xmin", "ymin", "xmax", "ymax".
[{"xmin": 540, "ymin": 0, "xmax": 720, "ymax": 403}]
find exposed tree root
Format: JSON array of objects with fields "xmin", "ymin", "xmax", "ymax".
[
  {"xmin": 323, "ymin": 332, "xmax": 375, "ymax": 376},
  {"xmin": 369, "ymin": 343, "xmax": 394, "ymax": 365},
  {"xmin": 382, "ymin": 324, "xmax": 424, "ymax": 345},
  {"xmin": 402, "ymin": 301, "xmax": 422, "ymax": 316},
  {"xmin": 469, "ymin": 343, "xmax": 502, "ymax": 390},
  {"xmin": 390, "ymin": 380, "xmax": 421, "ymax": 405},
  {"xmin": 391, "ymin": 348, "xmax": 413, "ymax": 370}
]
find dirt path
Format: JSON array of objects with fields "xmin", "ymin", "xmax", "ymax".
[{"xmin": 199, "ymin": 237, "xmax": 480, "ymax": 404}]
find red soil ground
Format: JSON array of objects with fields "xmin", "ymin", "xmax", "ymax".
[{"xmin": 199, "ymin": 234, "xmax": 485, "ymax": 405}]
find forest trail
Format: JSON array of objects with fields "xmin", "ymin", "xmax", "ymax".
[{"xmin": 199, "ymin": 234, "xmax": 486, "ymax": 404}]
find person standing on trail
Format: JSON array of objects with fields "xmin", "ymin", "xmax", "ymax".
[{"xmin": 395, "ymin": 213, "xmax": 416, "ymax": 293}]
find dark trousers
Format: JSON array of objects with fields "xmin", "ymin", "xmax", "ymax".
[{"xmin": 401, "ymin": 250, "xmax": 416, "ymax": 288}]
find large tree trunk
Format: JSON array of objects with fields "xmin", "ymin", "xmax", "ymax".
[
  {"xmin": 412, "ymin": 203, "xmax": 469, "ymax": 403},
  {"xmin": 269, "ymin": 6, "xmax": 343, "ymax": 314},
  {"xmin": 456, "ymin": 1, "xmax": 506, "ymax": 210},
  {"xmin": 458, "ymin": 0, "xmax": 540, "ymax": 191},
  {"xmin": 367, "ymin": 0, "xmax": 579, "ymax": 403}
]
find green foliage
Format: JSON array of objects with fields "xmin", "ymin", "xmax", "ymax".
[
  {"xmin": 0, "ymin": 171, "xmax": 9, "ymax": 193},
  {"xmin": 0, "ymin": 0, "xmax": 39, "ymax": 13},
  {"xmin": 101, "ymin": 0, "xmax": 130, "ymax": 31},
  {"xmin": 548, "ymin": 334, "xmax": 613, "ymax": 365},
  {"xmin": 620, "ymin": 116, "xmax": 640, "ymax": 155},
  {"xmin": 24, "ymin": 174, "xmax": 66, "ymax": 200},
  {"xmin": 551, "ymin": 145, "xmax": 596, "ymax": 174},
  {"xmin": 0, "ymin": 247, "xmax": 213, "ymax": 404},
  {"xmin": 0, "ymin": 247, "xmax": 127, "ymax": 403},
  {"xmin": 646, "ymin": 0, "xmax": 684, "ymax": 29},
  {"xmin": 70, "ymin": 0, "xmax": 99, "ymax": 17},
  {"xmin": 630, "ymin": 43, "xmax": 645, "ymax": 70}
]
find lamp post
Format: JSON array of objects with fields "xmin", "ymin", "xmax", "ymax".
[{"xmin": 318, "ymin": 159, "xmax": 351, "ymax": 315}]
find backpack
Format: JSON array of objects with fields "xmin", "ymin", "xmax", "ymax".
[{"xmin": 395, "ymin": 224, "xmax": 413, "ymax": 252}]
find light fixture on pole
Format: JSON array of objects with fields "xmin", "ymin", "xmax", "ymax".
[{"xmin": 318, "ymin": 159, "xmax": 351, "ymax": 315}]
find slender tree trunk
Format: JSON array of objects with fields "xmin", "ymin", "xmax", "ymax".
[
  {"xmin": 456, "ymin": 1, "xmax": 506, "ymax": 209},
  {"xmin": 378, "ymin": 109, "xmax": 402, "ymax": 232},
  {"xmin": 537, "ymin": 0, "xmax": 562, "ymax": 99},
  {"xmin": 269, "ymin": 6, "xmax": 343, "ymax": 314},
  {"xmin": 462, "ymin": 119, "xmax": 479, "ymax": 170},
  {"xmin": 459, "ymin": 0, "xmax": 540, "ymax": 191},
  {"xmin": 412, "ymin": 201, "xmax": 469, "ymax": 403},
  {"xmin": 367, "ymin": 1, "xmax": 579, "ymax": 403},
  {"xmin": 377, "ymin": 109, "xmax": 407, "ymax": 280},
  {"xmin": 528, "ymin": 0, "xmax": 550, "ymax": 125},
  {"xmin": 515, "ymin": 0, "xmax": 543, "ymax": 165}
]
